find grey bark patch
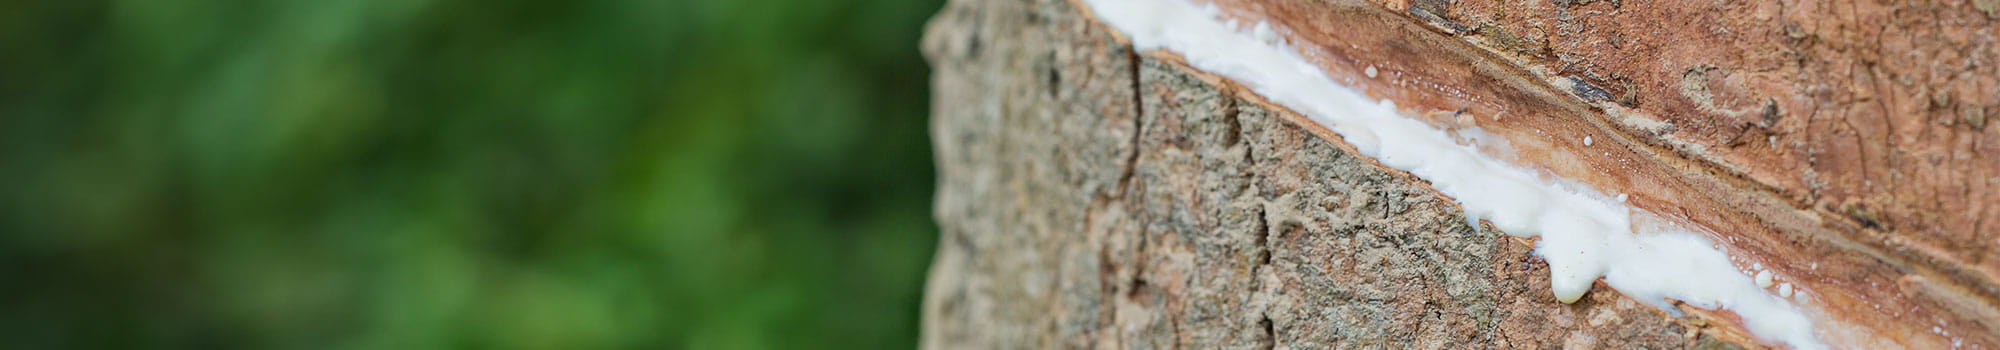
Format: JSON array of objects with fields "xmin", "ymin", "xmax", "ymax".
[
  {"xmin": 1568, "ymin": 76, "xmax": 1616, "ymax": 103},
  {"xmin": 1408, "ymin": 0, "xmax": 1469, "ymax": 35}
]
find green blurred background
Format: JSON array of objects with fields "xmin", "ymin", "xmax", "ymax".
[{"xmin": 0, "ymin": 0, "xmax": 941, "ymax": 348}]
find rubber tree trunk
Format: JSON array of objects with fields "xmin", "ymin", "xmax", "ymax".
[{"xmin": 918, "ymin": 0, "xmax": 2000, "ymax": 347}]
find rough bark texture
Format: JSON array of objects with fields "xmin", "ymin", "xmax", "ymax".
[{"xmin": 921, "ymin": 0, "xmax": 1751, "ymax": 347}]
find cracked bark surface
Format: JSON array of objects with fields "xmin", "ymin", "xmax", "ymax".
[{"xmin": 921, "ymin": 0, "xmax": 1760, "ymax": 347}]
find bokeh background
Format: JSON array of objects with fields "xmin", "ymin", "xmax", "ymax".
[{"xmin": 0, "ymin": 0, "xmax": 941, "ymax": 348}]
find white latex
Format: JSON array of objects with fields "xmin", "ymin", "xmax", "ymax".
[{"xmin": 1075, "ymin": 0, "xmax": 1825, "ymax": 348}]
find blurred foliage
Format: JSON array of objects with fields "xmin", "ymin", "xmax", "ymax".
[{"xmin": 0, "ymin": 0, "xmax": 940, "ymax": 348}]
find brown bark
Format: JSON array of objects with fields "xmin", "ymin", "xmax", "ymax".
[{"xmin": 921, "ymin": 0, "xmax": 2000, "ymax": 347}]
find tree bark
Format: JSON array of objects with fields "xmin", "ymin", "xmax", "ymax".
[{"xmin": 920, "ymin": 0, "xmax": 1999, "ymax": 347}]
